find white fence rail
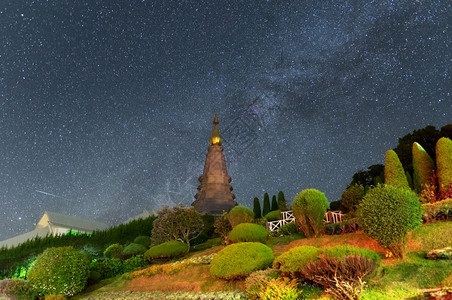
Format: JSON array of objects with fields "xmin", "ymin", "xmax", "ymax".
[{"xmin": 266, "ymin": 210, "xmax": 343, "ymax": 232}]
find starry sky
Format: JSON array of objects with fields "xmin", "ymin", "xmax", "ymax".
[{"xmin": 1, "ymin": 0, "xmax": 451, "ymax": 241}]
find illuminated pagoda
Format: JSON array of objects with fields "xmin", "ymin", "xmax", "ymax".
[{"xmin": 192, "ymin": 114, "xmax": 237, "ymax": 215}]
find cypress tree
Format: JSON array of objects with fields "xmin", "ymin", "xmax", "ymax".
[
  {"xmin": 385, "ymin": 150, "xmax": 410, "ymax": 189},
  {"xmin": 253, "ymin": 197, "xmax": 262, "ymax": 219},
  {"xmin": 405, "ymin": 171, "xmax": 413, "ymax": 190},
  {"xmin": 263, "ymin": 193, "xmax": 271, "ymax": 216},
  {"xmin": 436, "ymin": 137, "xmax": 452, "ymax": 195},
  {"xmin": 277, "ymin": 191, "xmax": 287, "ymax": 211},
  {"xmin": 412, "ymin": 142, "xmax": 435, "ymax": 193},
  {"xmin": 271, "ymin": 195, "xmax": 278, "ymax": 211}
]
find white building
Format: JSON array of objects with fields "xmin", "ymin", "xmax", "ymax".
[{"xmin": 0, "ymin": 211, "xmax": 109, "ymax": 249}]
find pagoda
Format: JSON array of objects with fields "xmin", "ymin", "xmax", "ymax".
[{"xmin": 192, "ymin": 114, "xmax": 237, "ymax": 215}]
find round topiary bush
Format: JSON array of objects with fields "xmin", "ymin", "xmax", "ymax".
[
  {"xmin": 28, "ymin": 246, "xmax": 90, "ymax": 297},
  {"xmin": 144, "ymin": 241, "xmax": 187, "ymax": 261},
  {"xmin": 292, "ymin": 189, "xmax": 329, "ymax": 238},
  {"xmin": 228, "ymin": 223, "xmax": 269, "ymax": 243},
  {"xmin": 227, "ymin": 206, "xmax": 255, "ymax": 227},
  {"xmin": 359, "ymin": 184, "xmax": 422, "ymax": 258},
  {"xmin": 103, "ymin": 243, "xmax": 123, "ymax": 259},
  {"xmin": 123, "ymin": 243, "xmax": 147, "ymax": 257},
  {"xmin": 273, "ymin": 245, "xmax": 320, "ymax": 278},
  {"xmin": 264, "ymin": 210, "xmax": 281, "ymax": 221},
  {"xmin": 210, "ymin": 242, "xmax": 274, "ymax": 280},
  {"xmin": 133, "ymin": 236, "xmax": 152, "ymax": 248}
]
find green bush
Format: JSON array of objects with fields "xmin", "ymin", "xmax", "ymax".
[
  {"xmin": 276, "ymin": 222, "xmax": 301, "ymax": 236},
  {"xmin": 340, "ymin": 184, "xmax": 364, "ymax": 214},
  {"xmin": 264, "ymin": 210, "xmax": 281, "ymax": 221},
  {"xmin": 384, "ymin": 150, "xmax": 410, "ymax": 189},
  {"xmin": 45, "ymin": 295, "xmax": 67, "ymax": 300},
  {"xmin": 210, "ymin": 242, "xmax": 274, "ymax": 280},
  {"xmin": 133, "ymin": 236, "xmax": 151, "ymax": 248},
  {"xmin": 436, "ymin": 137, "xmax": 452, "ymax": 195},
  {"xmin": 227, "ymin": 206, "xmax": 254, "ymax": 227},
  {"xmin": 0, "ymin": 279, "xmax": 36, "ymax": 299},
  {"xmin": 103, "ymin": 243, "xmax": 124, "ymax": 259},
  {"xmin": 123, "ymin": 243, "xmax": 147, "ymax": 257},
  {"xmin": 258, "ymin": 278, "xmax": 302, "ymax": 300},
  {"xmin": 422, "ymin": 198, "xmax": 452, "ymax": 222},
  {"xmin": 292, "ymin": 189, "xmax": 329, "ymax": 238},
  {"xmin": 359, "ymin": 185, "xmax": 422, "ymax": 258},
  {"xmin": 228, "ymin": 223, "xmax": 269, "ymax": 243},
  {"xmin": 28, "ymin": 246, "xmax": 90, "ymax": 297},
  {"xmin": 412, "ymin": 142, "xmax": 435, "ymax": 193},
  {"xmin": 245, "ymin": 269, "xmax": 279, "ymax": 300},
  {"xmin": 123, "ymin": 255, "xmax": 148, "ymax": 272},
  {"xmin": 144, "ymin": 241, "xmax": 187, "ymax": 261},
  {"xmin": 273, "ymin": 246, "xmax": 320, "ymax": 278},
  {"xmin": 322, "ymin": 245, "xmax": 381, "ymax": 266}
]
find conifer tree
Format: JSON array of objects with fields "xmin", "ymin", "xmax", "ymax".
[
  {"xmin": 405, "ymin": 171, "xmax": 413, "ymax": 190},
  {"xmin": 384, "ymin": 150, "xmax": 410, "ymax": 189},
  {"xmin": 253, "ymin": 197, "xmax": 262, "ymax": 219},
  {"xmin": 412, "ymin": 142, "xmax": 435, "ymax": 193},
  {"xmin": 271, "ymin": 195, "xmax": 278, "ymax": 211},
  {"xmin": 263, "ymin": 193, "xmax": 271, "ymax": 217},
  {"xmin": 436, "ymin": 137, "xmax": 452, "ymax": 195},
  {"xmin": 277, "ymin": 191, "xmax": 287, "ymax": 211}
]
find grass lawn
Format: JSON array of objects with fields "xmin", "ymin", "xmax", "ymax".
[{"xmin": 74, "ymin": 221, "xmax": 452, "ymax": 299}]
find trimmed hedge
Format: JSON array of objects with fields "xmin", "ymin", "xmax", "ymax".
[
  {"xmin": 264, "ymin": 210, "xmax": 281, "ymax": 221},
  {"xmin": 229, "ymin": 223, "xmax": 269, "ymax": 243},
  {"xmin": 210, "ymin": 242, "xmax": 274, "ymax": 280},
  {"xmin": 144, "ymin": 241, "xmax": 187, "ymax": 261},
  {"xmin": 322, "ymin": 245, "xmax": 381, "ymax": 266},
  {"xmin": 359, "ymin": 185, "xmax": 422, "ymax": 257},
  {"xmin": 28, "ymin": 246, "xmax": 90, "ymax": 297},
  {"xmin": 436, "ymin": 137, "xmax": 452, "ymax": 195},
  {"xmin": 412, "ymin": 142, "xmax": 435, "ymax": 193},
  {"xmin": 133, "ymin": 236, "xmax": 151, "ymax": 248},
  {"xmin": 123, "ymin": 243, "xmax": 147, "ymax": 257},
  {"xmin": 273, "ymin": 246, "xmax": 320, "ymax": 278},
  {"xmin": 227, "ymin": 206, "xmax": 255, "ymax": 227},
  {"xmin": 103, "ymin": 243, "xmax": 123, "ymax": 259},
  {"xmin": 384, "ymin": 150, "xmax": 410, "ymax": 189}
]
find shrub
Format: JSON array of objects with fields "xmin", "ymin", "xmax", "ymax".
[
  {"xmin": 322, "ymin": 245, "xmax": 381, "ymax": 266},
  {"xmin": 214, "ymin": 212, "xmax": 232, "ymax": 244},
  {"xmin": 228, "ymin": 223, "xmax": 269, "ymax": 243},
  {"xmin": 263, "ymin": 193, "xmax": 271, "ymax": 217},
  {"xmin": 123, "ymin": 243, "xmax": 147, "ymax": 257},
  {"xmin": 422, "ymin": 198, "xmax": 452, "ymax": 222},
  {"xmin": 425, "ymin": 247, "xmax": 452, "ymax": 260},
  {"xmin": 133, "ymin": 236, "xmax": 151, "ymax": 248},
  {"xmin": 292, "ymin": 189, "xmax": 329, "ymax": 238},
  {"xmin": 277, "ymin": 191, "xmax": 287, "ymax": 211},
  {"xmin": 273, "ymin": 245, "xmax": 320, "ymax": 278},
  {"xmin": 276, "ymin": 222, "xmax": 301, "ymax": 236},
  {"xmin": 340, "ymin": 184, "xmax": 364, "ymax": 214},
  {"xmin": 253, "ymin": 197, "xmax": 262, "ymax": 218},
  {"xmin": 123, "ymin": 255, "xmax": 148, "ymax": 272},
  {"xmin": 245, "ymin": 269, "xmax": 278, "ymax": 300},
  {"xmin": 258, "ymin": 277, "xmax": 302, "ymax": 300},
  {"xmin": 0, "ymin": 279, "xmax": 35, "ymax": 299},
  {"xmin": 302, "ymin": 255, "xmax": 378, "ymax": 300},
  {"xmin": 412, "ymin": 142, "xmax": 435, "ymax": 193},
  {"xmin": 358, "ymin": 185, "xmax": 422, "ymax": 258},
  {"xmin": 103, "ymin": 243, "xmax": 124, "ymax": 259},
  {"xmin": 384, "ymin": 150, "xmax": 410, "ymax": 189},
  {"xmin": 144, "ymin": 241, "xmax": 187, "ymax": 261},
  {"xmin": 264, "ymin": 210, "xmax": 281, "ymax": 221},
  {"xmin": 436, "ymin": 137, "xmax": 452, "ymax": 195},
  {"xmin": 271, "ymin": 195, "xmax": 278, "ymax": 211},
  {"xmin": 28, "ymin": 246, "xmax": 90, "ymax": 297},
  {"xmin": 91, "ymin": 258, "xmax": 124, "ymax": 279},
  {"xmin": 210, "ymin": 242, "xmax": 274, "ymax": 280},
  {"xmin": 45, "ymin": 295, "xmax": 66, "ymax": 300},
  {"xmin": 227, "ymin": 206, "xmax": 254, "ymax": 227}
]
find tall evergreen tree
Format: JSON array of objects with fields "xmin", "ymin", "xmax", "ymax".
[
  {"xmin": 412, "ymin": 142, "xmax": 435, "ymax": 193},
  {"xmin": 263, "ymin": 193, "xmax": 271, "ymax": 216},
  {"xmin": 385, "ymin": 150, "xmax": 410, "ymax": 189},
  {"xmin": 271, "ymin": 195, "xmax": 278, "ymax": 211},
  {"xmin": 277, "ymin": 191, "xmax": 287, "ymax": 211},
  {"xmin": 253, "ymin": 197, "xmax": 262, "ymax": 219},
  {"xmin": 436, "ymin": 137, "xmax": 452, "ymax": 195}
]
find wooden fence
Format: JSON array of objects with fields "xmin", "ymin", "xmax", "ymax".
[{"xmin": 266, "ymin": 210, "xmax": 343, "ymax": 232}]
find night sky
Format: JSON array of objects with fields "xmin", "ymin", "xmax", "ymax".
[{"xmin": 1, "ymin": 0, "xmax": 451, "ymax": 241}]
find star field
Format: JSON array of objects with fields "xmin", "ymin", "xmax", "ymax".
[{"xmin": 1, "ymin": 0, "xmax": 451, "ymax": 240}]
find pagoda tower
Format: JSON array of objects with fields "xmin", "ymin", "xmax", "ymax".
[{"xmin": 192, "ymin": 114, "xmax": 237, "ymax": 215}]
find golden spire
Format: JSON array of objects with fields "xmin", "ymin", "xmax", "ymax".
[{"xmin": 209, "ymin": 114, "xmax": 222, "ymax": 146}]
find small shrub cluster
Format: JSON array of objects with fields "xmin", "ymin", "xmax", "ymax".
[
  {"xmin": 425, "ymin": 247, "xmax": 452, "ymax": 260},
  {"xmin": 340, "ymin": 184, "xmax": 364, "ymax": 214},
  {"xmin": 264, "ymin": 210, "xmax": 281, "ymax": 221},
  {"xmin": 123, "ymin": 243, "xmax": 147, "ymax": 257},
  {"xmin": 258, "ymin": 277, "xmax": 302, "ymax": 300},
  {"xmin": 28, "ymin": 246, "xmax": 90, "ymax": 297},
  {"xmin": 133, "ymin": 236, "xmax": 152, "ymax": 248},
  {"xmin": 228, "ymin": 223, "xmax": 269, "ymax": 243},
  {"xmin": 144, "ymin": 241, "xmax": 187, "ymax": 261},
  {"xmin": 422, "ymin": 198, "xmax": 452, "ymax": 222},
  {"xmin": 103, "ymin": 243, "xmax": 124, "ymax": 259},
  {"xmin": 210, "ymin": 242, "xmax": 274, "ymax": 280},
  {"xmin": 0, "ymin": 278, "xmax": 35, "ymax": 299},
  {"xmin": 91, "ymin": 258, "xmax": 124, "ymax": 279},
  {"xmin": 214, "ymin": 212, "xmax": 232, "ymax": 244},
  {"xmin": 227, "ymin": 206, "xmax": 254, "ymax": 227},
  {"xmin": 245, "ymin": 269, "xmax": 278, "ymax": 300},
  {"xmin": 274, "ymin": 222, "xmax": 300, "ymax": 236},
  {"xmin": 292, "ymin": 189, "xmax": 329, "ymax": 238},
  {"xmin": 273, "ymin": 245, "xmax": 320, "ymax": 278}
]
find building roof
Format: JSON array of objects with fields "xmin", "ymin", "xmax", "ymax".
[
  {"xmin": 39, "ymin": 211, "xmax": 109, "ymax": 232},
  {"xmin": 0, "ymin": 227, "xmax": 50, "ymax": 249}
]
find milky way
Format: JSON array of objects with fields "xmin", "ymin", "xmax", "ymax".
[{"xmin": 1, "ymin": 0, "xmax": 451, "ymax": 240}]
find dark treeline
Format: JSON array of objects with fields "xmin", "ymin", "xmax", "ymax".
[{"xmin": 0, "ymin": 216, "xmax": 156, "ymax": 278}]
